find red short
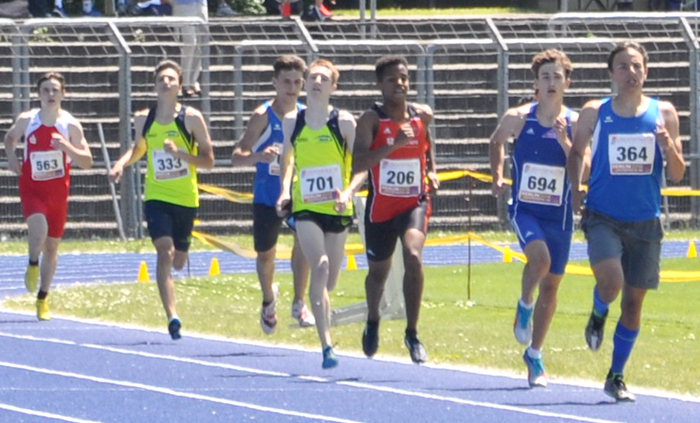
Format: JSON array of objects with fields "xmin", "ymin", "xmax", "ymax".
[{"xmin": 20, "ymin": 188, "xmax": 68, "ymax": 238}]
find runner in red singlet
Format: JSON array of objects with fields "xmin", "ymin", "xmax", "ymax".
[{"xmin": 4, "ymin": 72, "xmax": 93, "ymax": 321}]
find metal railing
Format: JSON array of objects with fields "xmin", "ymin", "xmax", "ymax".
[{"xmin": 1, "ymin": 15, "xmax": 699, "ymax": 237}]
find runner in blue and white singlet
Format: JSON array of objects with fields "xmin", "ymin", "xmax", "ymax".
[
  {"xmin": 490, "ymin": 49, "xmax": 580, "ymax": 389},
  {"xmin": 231, "ymin": 55, "xmax": 315, "ymax": 333},
  {"xmin": 567, "ymin": 41, "xmax": 685, "ymax": 402}
]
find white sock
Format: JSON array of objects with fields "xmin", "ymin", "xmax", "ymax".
[
  {"xmin": 55, "ymin": 0, "xmax": 64, "ymax": 9},
  {"xmin": 169, "ymin": 315, "xmax": 179, "ymax": 322},
  {"xmin": 82, "ymin": 0, "xmax": 93, "ymax": 13},
  {"xmin": 519, "ymin": 298, "xmax": 535, "ymax": 309},
  {"xmin": 527, "ymin": 347, "xmax": 542, "ymax": 359}
]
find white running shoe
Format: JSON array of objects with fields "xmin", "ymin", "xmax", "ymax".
[
  {"xmin": 260, "ymin": 284, "xmax": 279, "ymax": 334},
  {"xmin": 292, "ymin": 299, "xmax": 315, "ymax": 327}
]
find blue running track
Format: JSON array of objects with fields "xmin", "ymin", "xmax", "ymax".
[{"xmin": 0, "ymin": 242, "xmax": 697, "ymax": 422}]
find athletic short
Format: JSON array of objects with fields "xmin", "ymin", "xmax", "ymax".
[
  {"xmin": 20, "ymin": 190, "xmax": 68, "ymax": 239},
  {"xmin": 581, "ymin": 209, "xmax": 663, "ymax": 290},
  {"xmin": 364, "ymin": 199, "xmax": 430, "ymax": 262},
  {"xmin": 253, "ymin": 203, "xmax": 287, "ymax": 253},
  {"xmin": 510, "ymin": 210, "xmax": 572, "ymax": 275},
  {"xmin": 293, "ymin": 210, "xmax": 352, "ymax": 234},
  {"xmin": 144, "ymin": 200, "xmax": 197, "ymax": 252}
]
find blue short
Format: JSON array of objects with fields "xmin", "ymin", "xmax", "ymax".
[
  {"xmin": 144, "ymin": 200, "xmax": 197, "ymax": 252},
  {"xmin": 510, "ymin": 210, "xmax": 572, "ymax": 275}
]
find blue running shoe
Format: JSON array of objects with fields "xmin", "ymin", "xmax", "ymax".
[
  {"xmin": 84, "ymin": 9, "xmax": 102, "ymax": 17},
  {"xmin": 514, "ymin": 300, "xmax": 533, "ymax": 345},
  {"xmin": 322, "ymin": 346, "xmax": 338, "ymax": 369},
  {"xmin": 522, "ymin": 350, "xmax": 547, "ymax": 388},
  {"xmin": 168, "ymin": 318, "xmax": 182, "ymax": 340}
]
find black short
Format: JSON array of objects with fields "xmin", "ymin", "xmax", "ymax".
[
  {"xmin": 144, "ymin": 200, "xmax": 197, "ymax": 252},
  {"xmin": 364, "ymin": 200, "xmax": 429, "ymax": 262},
  {"xmin": 253, "ymin": 203, "xmax": 284, "ymax": 253},
  {"xmin": 293, "ymin": 210, "xmax": 352, "ymax": 234}
]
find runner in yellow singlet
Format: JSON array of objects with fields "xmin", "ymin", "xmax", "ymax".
[
  {"xmin": 276, "ymin": 59, "xmax": 366, "ymax": 369},
  {"xmin": 109, "ymin": 60, "xmax": 214, "ymax": 340}
]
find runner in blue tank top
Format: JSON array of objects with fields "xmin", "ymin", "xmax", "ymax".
[
  {"xmin": 568, "ymin": 41, "xmax": 685, "ymax": 402},
  {"xmin": 490, "ymin": 49, "xmax": 581, "ymax": 389},
  {"xmin": 232, "ymin": 55, "xmax": 314, "ymax": 333}
]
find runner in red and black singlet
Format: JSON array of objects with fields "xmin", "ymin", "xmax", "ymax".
[{"xmin": 353, "ymin": 55, "xmax": 439, "ymax": 365}]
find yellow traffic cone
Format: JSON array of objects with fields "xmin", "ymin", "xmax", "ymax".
[
  {"xmin": 209, "ymin": 257, "xmax": 221, "ymax": 276},
  {"xmin": 687, "ymin": 241, "xmax": 697, "ymax": 258},
  {"xmin": 137, "ymin": 261, "xmax": 149, "ymax": 283},
  {"xmin": 503, "ymin": 246, "xmax": 513, "ymax": 263},
  {"xmin": 346, "ymin": 254, "xmax": 357, "ymax": 270}
]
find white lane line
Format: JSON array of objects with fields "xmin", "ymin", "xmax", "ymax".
[
  {"xmin": 0, "ymin": 361, "xmax": 362, "ymax": 423},
  {"xmin": 1, "ymin": 332, "xmax": 624, "ymax": 423},
  {"xmin": 337, "ymin": 380, "xmax": 625, "ymax": 423},
  {"xmin": 0, "ymin": 403, "xmax": 102, "ymax": 423}
]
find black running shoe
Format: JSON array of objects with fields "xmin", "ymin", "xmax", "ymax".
[
  {"xmin": 604, "ymin": 371, "xmax": 636, "ymax": 402},
  {"xmin": 404, "ymin": 330, "xmax": 427, "ymax": 364},
  {"xmin": 585, "ymin": 309, "xmax": 607, "ymax": 351},
  {"xmin": 168, "ymin": 318, "xmax": 182, "ymax": 340},
  {"xmin": 362, "ymin": 320, "xmax": 379, "ymax": 358}
]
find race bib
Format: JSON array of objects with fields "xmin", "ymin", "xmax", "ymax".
[
  {"xmin": 299, "ymin": 164, "xmax": 342, "ymax": 203},
  {"xmin": 152, "ymin": 149, "xmax": 189, "ymax": 181},
  {"xmin": 518, "ymin": 163, "xmax": 565, "ymax": 206},
  {"xmin": 608, "ymin": 133, "xmax": 655, "ymax": 175},
  {"xmin": 268, "ymin": 143, "xmax": 282, "ymax": 176},
  {"xmin": 30, "ymin": 150, "xmax": 64, "ymax": 181},
  {"xmin": 378, "ymin": 158, "xmax": 421, "ymax": 197}
]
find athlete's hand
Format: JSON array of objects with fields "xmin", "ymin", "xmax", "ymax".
[
  {"xmin": 276, "ymin": 194, "xmax": 291, "ymax": 218},
  {"xmin": 571, "ymin": 188, "xmax": 586, "ymax": 215},
  {"xmin": 655, "ymin": 122, "xmax": 674, "ymax": 152},
  {"xmin": 491, "ymin": 177, "xmax": 507, "ymax": 197},
  {"xmin": 163, "ymin": 139, "xmax": 179, "ymax": 156},
  {"xmin": 50, "ymin": 133, "xmax": 70, "ymax": 152},
  {"xmin": 7, "ymin": 155, "xmax": 21, "ymax": 176},
  {"xmin": 553, "ymin": 116, "xmax": 569, "ymax": 148},
  {"xmin": 109, "ymin": 163, "xmax": 123, "ymax": 183},
  {"xmin": 333, "ymin": 188, "xmax": 349, "ymax": 214},
  {"xmin": 258, "ymin": 145, "xmax": 279, "ymax": 164},
  {"xmin": 393, "ymin": 122, "xmax": 415, "ymax": 148},
  {"xmin": 427, "ymin": 171, "xmax": 440, "ymax": 191}
]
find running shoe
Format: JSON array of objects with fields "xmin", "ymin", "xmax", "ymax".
[
  {"xmin": 83, "ymin": 9, "xmax": 101, "ymax": 17},
  {"xmin": 52, "ymin": 6, "xmax": 68, "ymax": 17},
  {"xmin": 362, "ymin": 320, "xmax": 379, "ymax": 358},
  {"xmin": 522, "ymin": 350, "xmax": 547, "ymax": 388},
  {"xmin": 322, "ymin": 345, "xmax": 338, "ymax": 369},
  {"xmin": 305, "ymin": 5, "xmax": 325, "ymax": 21},
  {"xmin": 318, "ymin": 3, "xmax": 332, "ymax": 17},
  {"xmin": 291, "ymin": 299, "xmax": 315, "ymax": 327},
  {"xmin": 585, "ymin": 309, "xmax": 608, "ymax": 351},
  {"xmin": 404, "ymin": 331, "xmax": 427, "ymax": 364},
  {"xmin": 36, "ymin": 298, "xmax": 51, "ymax": 321},
  {"xmin": 513, "ymin": 300, "xmax": 533, "ymax": 345},
  {"xmin": 24, "ymin": 264, "xmax": 39, "ymax": 293},
  {"xmin": 215, "ymin": 2, "xmax": 238, "ymax": 16},
  {"xmin": 260, "ymin": 284, "xmax": 279, "ymax": 334},
  {"xmin": 604, "ymin": 371, "xmax": 636, "ymax": 402},
  {"xmin": 168, "ymin": 317, "xmax": 182, "ymax": 340}
]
